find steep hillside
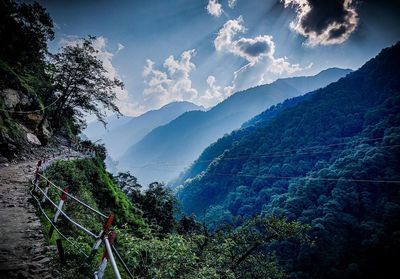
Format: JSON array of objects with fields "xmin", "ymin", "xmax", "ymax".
[
  {"xmin": 119, "ymin": 68, "xmax": 351, "ymax": 185},
  {"xmin": 177, "ymin": 42, "xmax": 400, "ymax": 278},
  {"xmin": 171, "ymin": 93, "xmax": 314, "ymax": 188},
  {"xmin": 85, "ymin": 101, "xmax": 203, "ymax": 159}
]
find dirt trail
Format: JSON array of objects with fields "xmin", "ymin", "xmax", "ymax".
[{"xmin": 0, "ymin": 161, "xmax": 59, "ymax": 278}]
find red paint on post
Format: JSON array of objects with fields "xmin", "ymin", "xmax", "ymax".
[
  {"xmin": 108, "ymin": 231, "xmax": 116, "ymax": 245},
  {"xmin": 34, "ymin": 172, "xmax": 39, "ymax": 184},
  {"xmin": 103, "ymin": 214, "xmax": 114, "ymax": 231},
  {"xmin": 60, "ymin": 187, "xmax": 68, "ymax": 201}
]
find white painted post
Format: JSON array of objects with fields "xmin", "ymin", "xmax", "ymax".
[
  {"xmin": 95, "ymin": 258, "xmax": 108, "ymax": 279},
  {"xmin": 95, "ymin": 232, "xmax": 120, "ymax": 279},
  {"xmin": 54, "ymin": 188, "xmax": 68, "ymax": 221},
  {"xmin": 104, "ymin": 232, "xmax": 121, "ymax": 279},
  {"xmin": 49, "ymin": 187, "xmax": 68, "ymax": 237},
  {"xmin": 42, "ymin": 181, "xmax": 50, "ymax": 203}
]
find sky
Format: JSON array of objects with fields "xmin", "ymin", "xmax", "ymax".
[{"xmin": 29, "ymin": 0, "xmax": 400, "ymax": 116}]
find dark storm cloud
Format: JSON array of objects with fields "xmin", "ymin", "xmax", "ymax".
[
  {"xmin": 236, "ymin": 39, "xmax": 271, "ymax": 58},
  {"xmin": 282, "ymin": 0, "xmax": 359, "ymax": 46}
]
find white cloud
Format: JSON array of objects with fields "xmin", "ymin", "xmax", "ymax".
[
  {"xmin": 215, "ymin": 16, "xmax": 307, "ymax": 94},
  {"xmin": 116, "ymin": 43, "xmax": 125, "ymax": 52},
  {"xmin": 214, "ymin": 16, "xmax": 246, "ymax": 51},
  {"xmin": 207, "ymin": 0, "xmax": 223, "ymax": 17},
  {"xmin": 199, "ymin": 75, "xmax": 224, "ymax": 107},
  {"xmin": 228, "ymin": 0, "xmax": 237, "ymax": 9},
  {"xmin": 282, "ymin": 0, "xmax": 359, "ymax": 46},
  {"xmin": 142, "ymin": 49, "xmax": 198, "ymax": 110}
]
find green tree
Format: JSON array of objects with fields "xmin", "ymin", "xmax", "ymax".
[
  {"xmin": 114, "ymin": 171, "xmax": 142, "ymax": 203},
  {"xmin": 44, "ymin": 37, "xmax": 123, "ymax": 132},
  {"xmin": 140, "ymin": 182, "xmax": 177, "ymax": 235},
  {"xmin": 116, "ymin": 215, "xmax": 309, "ymax": 279}
]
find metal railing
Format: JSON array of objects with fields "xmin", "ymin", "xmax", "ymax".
[{"xmin": 30, "ymin": 147, "xmax": 134, "ymax": 279}]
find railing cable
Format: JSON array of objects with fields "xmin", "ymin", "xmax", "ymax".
[
  {"xmin": 38, "ymin": 173, "xmax": 108, "ymax": 219},
  {"xmin": 30, "ymin": 187, "xmax": 89, "ymax": 258},
  {"xmin": 34, "ymin": 182, "xmax": 98, "ymax": 238}
]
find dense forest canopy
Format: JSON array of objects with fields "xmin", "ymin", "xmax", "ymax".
[{"xmin": 177, "ymin": 42, "xmax": 400, "ymax": 278}]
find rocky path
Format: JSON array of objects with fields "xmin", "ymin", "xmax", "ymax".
[{"xmin": 0, "ymin": 161, "xmax": 59, "ymax": 278}]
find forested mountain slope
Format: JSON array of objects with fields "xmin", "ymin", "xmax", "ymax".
[
  {"xmin": 177, "ymin": 42, "xmax": 400, "ymax": 279},
  {"xmin": 120, "ymin": 68, "xmax": 351, "ymax": 185},
  {"xmin": 171, "ymin": 94, "xmax": 314, "ymax": 188}
]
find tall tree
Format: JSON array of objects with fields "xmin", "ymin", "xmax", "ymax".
[
  {"xmin": 141, "ymin": 182, "xmax": 177, "ymax": 235},
  {"xmin": 45, "ymin": 37, "xmax": 123, "ymax": 131},
  {"xmin": 115, "ymin": 171, "xmax": 142, "ymax": 202}
]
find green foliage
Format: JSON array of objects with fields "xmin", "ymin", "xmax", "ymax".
[
  {"xmin": 45, "ymin": 158, "xmax": 146, "ymax": 230},
  {"xmin": 1, "ymin": 1, "xmax": 124, "ymax": 152},
  {"xmin": 0, "ymin": 0, "xmax": 53, "ymax": 92},
  {"xmin": 177, "ymin": 42, "xmax": 400, "ymax": 278},
  {"xmin": 42, "ymin": 157, "xmax": 309, "ymax": 278},
  {"xmin": 115, "ymin": 215, "xmax": 308, "ymax": 279},
  {"xmin": 115, "ymin": 172, "xmax": 177, "ymax": 236},
  {"xmin": 47, "ymin": 37, "xmax": 123, "ymax": 131},
  {"xmin": 41, "ymin": 157, "xmax": 147, "ymax": 278}
]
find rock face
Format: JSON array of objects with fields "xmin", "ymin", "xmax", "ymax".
[
  {"xmin": 26, "ymin": 133, "xmax": 41, "ymax": 146},
  {"xmin": 1, "ymin": 88, "xmax": 30, "ymax": 109},
  {"xmin": 36, "ymin": 122, "xmax": 52, "ymax": 145},
  {"xmin": 0, "ymin": 88, "xmax": 43, "ymax": 158},
  {"xmin": 0, "ymin": 161, "xmax": 59, "ymax": 278}
]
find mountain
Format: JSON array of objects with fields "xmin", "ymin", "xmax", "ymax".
[
  {"xmin": 83, "ymin": 114, "xmax": 132, "ymax": 141},
  {"xmin": 119, "ymin": 68, "xmax": 352, "ymax": 185},
  {"xmin": 171, "ymin": 93, "xmax": 314, "ymax": 188},
  {"xmin": 84, "ymin": 101, "xmax": 204, "ymax": 159},
  {"xmin": 177, "ymin": 43, "xmax": 400, "ymax": 278}
]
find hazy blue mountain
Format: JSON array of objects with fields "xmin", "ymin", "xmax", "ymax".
[
  {"xmin": 86, "ymin": 101, "xmax": 204, "ymax": 159},
  {"xmin": 176, "ymin": 42, "xmax": 400, "ymax": 279},
  {"xmin": 119, "ymin": 68, "xmax": 352, "ymax": 185},
  {"xmin": 83, "ymin": 114, "xmax": 132, "ymax": 141}
]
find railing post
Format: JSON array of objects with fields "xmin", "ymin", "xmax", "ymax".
[
  {"xmin": 49, "ymin": 187, "xmax": 68, "ymax": 238},
  {"xmin": 90, "ymin": 214, "xmax": 114, "ymax": 258},
  {"xmin": 94, "ymin": 232, "xmax": 120, "ymax": 279},
  {"xmin": 56, "ymin": 238, "xmax": 66, "ymax": 265},
  {"xmin": 104, "ymin": 232, "xmax": 121, "ymax": 279},
  {"xmin": 42, "ymin": 180, "xmax": 50, "ymax": 203},
  {"xmin": 33, "ymin": 160, "xmax": 42, "ymax": 191}
]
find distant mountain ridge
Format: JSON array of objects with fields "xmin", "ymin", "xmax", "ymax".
[
  {"xmin": 119, "ymin": 68, "xmax": 352, "ymax": 185},
  {"xmin": 83, "ymin": 115, "xmax": 132, "ymax": 141},
  {"xmin": 84, "ymin": 101, "xmax": 204, "ymax": 158}
]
